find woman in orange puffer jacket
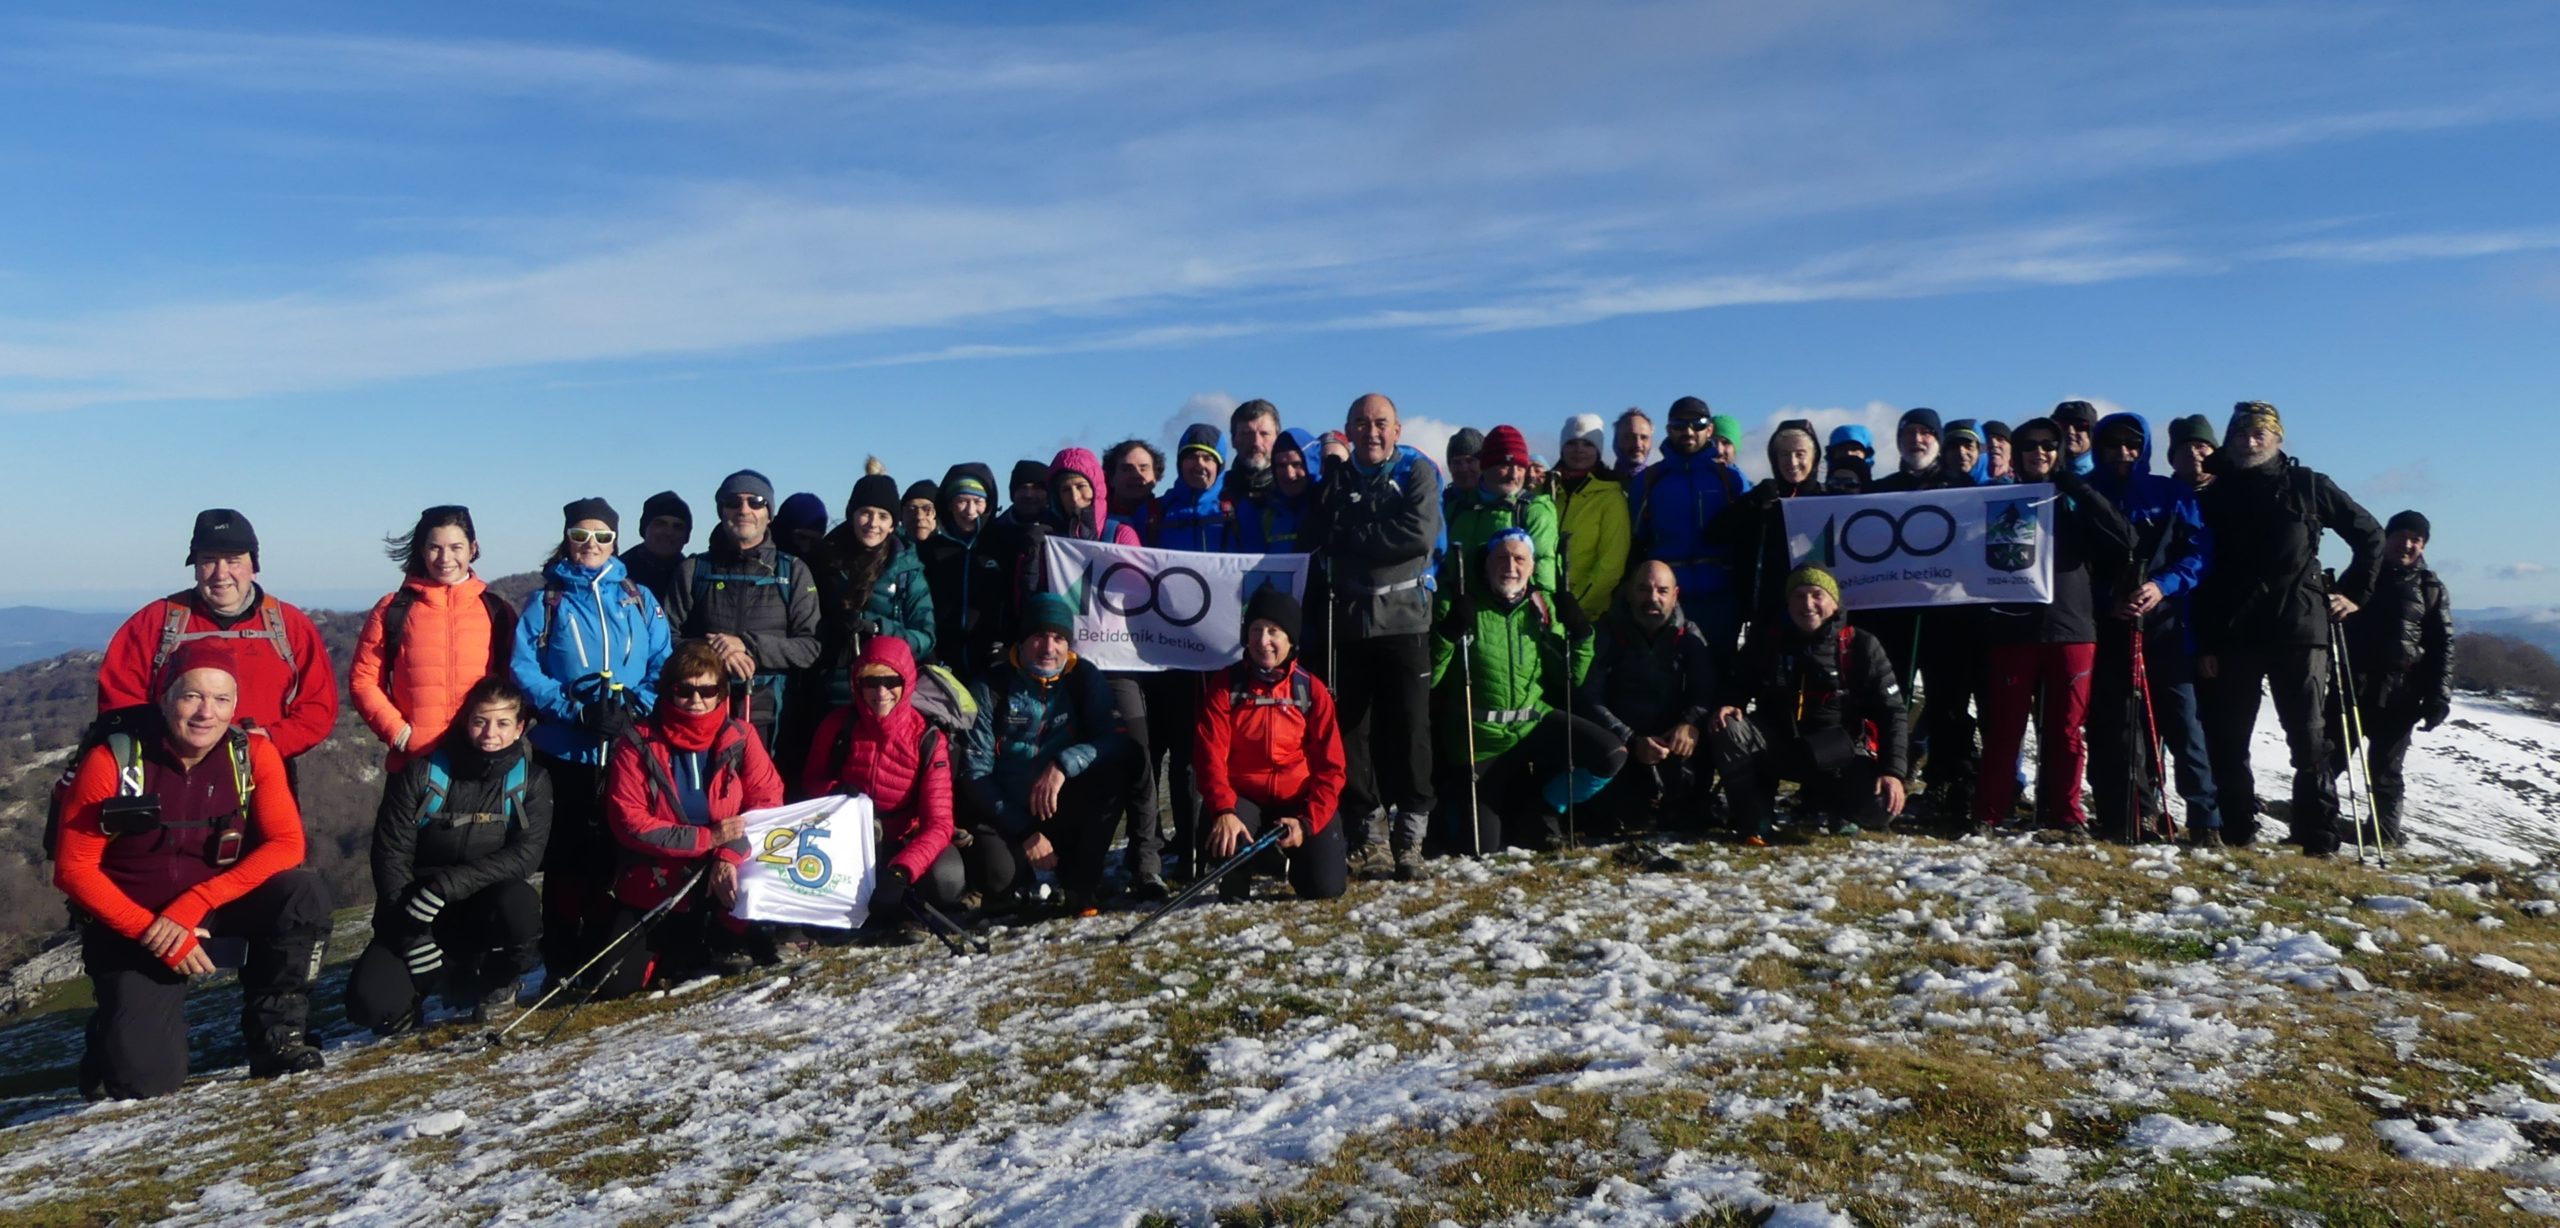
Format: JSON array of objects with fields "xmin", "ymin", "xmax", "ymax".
[
  {"xmin": 799, "ymin": 636, "xmax": 962, "ymax": 944},
  {"xmin": 351, "ymin": 505, "xmax": 517, "ymax": 772}
]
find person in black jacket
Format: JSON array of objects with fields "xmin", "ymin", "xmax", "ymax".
[
  {"xmin": 1971, "ymin": 417, "xmax": 2136, "ymax": 839},
  {"xmin": 1862, "ymin": 407, "xmax": 1989, "ymax": 824},
  {"xmin": 1712, "ymin": 566, "xmax": 1910, "ymax": 843},
  {"xmin": 345, "ymin": 676, "xmax": 552, "ymax": 1031},
  {"xmin": 1581, "ymin": 562, "xmax": 1719, "ymax": 836},
  {"xmin": 919, "ymin": 463, "xmax": 1007, "ymax": 679},
  {"xmin": 2192, "ymin": 401, "xmax": 2385, "ymax": 854},
  {"xmin": 2329, "ymin": 510, "xmax": 2454, "ymax": 846},
  {"xmin": 664, "ymin": 469, "xmax": 824, "ymax": 756},
  {"xmin": 1708, "ymin": 418, "xmax": 1823, "ymax": 634}
]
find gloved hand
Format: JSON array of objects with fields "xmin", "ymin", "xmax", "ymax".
[
  {"xmin": 1750, "ymin": 479, "xmax": 1783, "ymax": 510},
  {"xmin": 869, "ymin": 864, "xmax": 912, "ymax": 917},
  {"xmin": 401, "ymin": 883, "xmax": 447, "ymax": 929},
  {"xmin": 1555, "ymin": 591, "xmax": 1594, "ymax": 638},
  {"xmin": 402, "ymin": 934, "xmax": 444, "ymax": 978},
  {"xmin": 2422, "ymin": 699, "xmax": 2451, "ymax": 731},
  {"xmin": 1435, "ymin": 594, "xmax": 1477, "ymax": 641},
  {"xmin": 582, "ymin": 699, "xmax": 637, "ymax": 744}
]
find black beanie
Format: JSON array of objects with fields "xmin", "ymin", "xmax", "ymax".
[
  {"xmin": 562, "ymin": 497, "xmax": 619, "ymax": 533},
  {"xmin": 2051, "ymin": 400, "xmax": 2099, "ymax": 427},
  {"xmin": 848, "ymin": 474, "xmax": 901, "ymax": 518},
  {"xmin": 1668, "ymin": 395, "xmax": 1711, "ymax": 422},
  {"xmin": 1243, "ymin": 586, "xmax": 1304, "ymax": 645},
  {"xmin": 1899, "ymin": 407, "xmax": 1942, "ymax": 435},
  {"xmin": 187, "ymin": 509, "xmax": 259, "ymax": 567},
  {"xmin": 2386, "ymin": 509, "xmax": 2431, "ymax": 539},
  {"xmin": 1011, "ymin": 459, "xmax": 1050, "ymax": 492},
  {"xmin": 641, "ymin": 489, "xmax": 691, "ymax": 531},
  {"xmin": 902, "ymin": 479, "xmax": 940, "ymax": 506},
  {"xmin": 2168, "ymin": 414, "xmax": 2217, "ymax": 449},
  {"xmin": 1982, "ymin": 420, "xmax": 2012, "ymax": 442}
]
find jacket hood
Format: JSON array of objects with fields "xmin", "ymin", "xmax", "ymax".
[
  {"xmin": 937, "ymin": 462, "xmax": 1001, "ymax": 520},
  {"xmin": 546, "ymin": 553, "xmax": 631, "ymax": 587},
  {"xmin": 1047, "ymin": 448, "xmax": 1109, "ymax": 538},
  {"xmin": 2089, "ymin": 411, "xmax": 2154, "ymax": 494},
  {"xmin": 850, "ymin": 634, "xmax": 922, "ymax": 719},
  {"xmin": 1276, "ymin": 427, "xmax": 1324, "ymax": 486}
]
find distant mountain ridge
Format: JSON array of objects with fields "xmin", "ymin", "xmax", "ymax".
[
  {"xmin": 2464, "ymin": 605, "xmax": 2560, "ymax": 657},
  {"xmin": 0, "ymin": 608, "xmax": 128, "ymax": 671}
]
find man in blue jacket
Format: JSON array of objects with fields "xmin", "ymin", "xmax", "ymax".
[
  {"xmin": 1633, "ymin": 396, "xmax": 1746, "ymax": 672},
  {"xmin": 2086, "ymin": 413, "xmax": 2219, "ymax": 844}
]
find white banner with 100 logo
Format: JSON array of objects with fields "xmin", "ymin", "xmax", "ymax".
[{"xmin": 729, "ymin": 794, "xmax": 878, "ymax": 930}]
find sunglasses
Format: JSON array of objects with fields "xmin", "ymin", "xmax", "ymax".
[
  {"xmin": 668, "ymin": 682, "xmax": 726, "ymax": 701},
  {"xmin": 857, "ymin": 676, "xmax": 904, "ymax": 692},
  {"xmin": 1665, "ymin": 419, "xmax": 1709, "ymax": 432},
  {"xmin": 2018, "ymin": 438, "xmax": 2062, "ymax": 453},
  {"xmin": 565, "ymin": 528, "xmax": 617, "ymax": 546},
  {"xmin": 719, "ymin": 494, "xmax": 769, "ymax": 511}
]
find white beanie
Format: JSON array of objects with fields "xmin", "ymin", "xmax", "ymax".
[{"xmin": 1562, "ymin": 413, "xmax": 1606, "ymax": 454}]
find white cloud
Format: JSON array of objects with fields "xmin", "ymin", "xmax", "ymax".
[
  {"xmin": 1396, "ymin": 414, "xmax": 1464, "ymax": 478},
  {"xmin": 2494, "ymin": 562, "xmax": 2551, "ymax": 581},
  {"xmin": 1739, "ymin": 401, "xmax": 1904, "ymax": 472},
  {"xmin": 1158, "ymin": 391, "xmax": 1242, "ymax": 448}
]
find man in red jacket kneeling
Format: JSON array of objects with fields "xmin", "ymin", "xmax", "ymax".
[{"xmin": 1195, "ymin": 589, "xmax": 1350, "ymax": 902}]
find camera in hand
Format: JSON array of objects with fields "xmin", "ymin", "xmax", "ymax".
[{"xmin": 100, "ymin": 795, "xmax": 164, "ymax": 837}]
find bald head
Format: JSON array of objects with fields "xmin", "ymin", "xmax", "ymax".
[
  {"xmin": 1346, "ymin": 393, "xmax": 1401, "ymax": 466},
  {"xmin": 1628, "ymin": 559, "xmax": 1678, "ymax": 626}
]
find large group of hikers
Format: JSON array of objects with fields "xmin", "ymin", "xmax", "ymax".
[{"xmin": 50, "ymin": 392, "xmax": 2456, "ymax": 1100}]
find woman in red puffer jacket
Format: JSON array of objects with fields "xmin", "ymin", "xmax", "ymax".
[{"xmin": 800, "ymin": 636, "xmax": 963, "ymax": 944}]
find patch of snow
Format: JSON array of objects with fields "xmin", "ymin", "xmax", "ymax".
[
  {"xmin": 2376, "ymin": 1116, "xmax": 2532, "ymax": 1170},
  {"xmin": 2124, "ymin": 1114, "xmax": 2234, "ymax": 1153},
  {"xmin": 2473, "ymin": 953, "xmax": 2537, "ymax": 980}
]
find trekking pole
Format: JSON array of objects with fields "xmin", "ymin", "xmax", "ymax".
[
  {"xmin": 1454, "ymin": 554, "xmax": 1483, "ymax": 857},
  {"xmin": 907, "ymin": 895, "xmax": 992, "ymax": 957},
  {"xmin": 2333, "ymin": 619, "xmax": 2385, "ymax": 867},
  {"xmin": 2326, "ymin": 618, "xmax": 2367, "ymax": 864},
  {"xmin": 1116, "ymin": 827, "xmax": 1284, "ymax": 944},
  {"xmin": 2128, "ymin": 622, "xmax": 2171, "ymax": 842},
  {"xmin": 1558, "ymin": 529, "xmax": 1577, "ymax": 851},
  {"xmin": 481, "ymin": 864, "xmax": 708, "ymax": 1047}
]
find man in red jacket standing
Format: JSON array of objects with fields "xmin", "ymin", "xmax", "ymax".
[
  {"xmin": 1194, "ymin": 589, "xmax": 1349, "ymax": 902},
  {"xmin": 95, "ymin": 510, "xmax": 340, "ymax": 774}
]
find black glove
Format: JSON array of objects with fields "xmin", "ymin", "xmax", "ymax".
[
  {"xmin": 1555, "ymin": 591, "xmax": 1594, "ymax": 638},
  {"xmin": 401, "ymin": 934, "xmax": 444, "ymax": 978},
  {"xmin": 1435, "ymin": 594, "xmax": 1477, "ymax": 641},
  {"xmin": 869, "ymin": 864, "xmax": 912, "ymax": 916},
  {"xmin": 1750, "ymin": 479, "xmax": 1783, "ymax": 510},
  {"xmin": 2423, "ymin": 699, "xmax": 2451, "ymax": 731},
  {"xmin": 582, "ymin": 699, "xmax": 636, "ymax": 743},
  {"xmin": 401, "ymin": 883, "xmax": 447, "ymax": 928}
]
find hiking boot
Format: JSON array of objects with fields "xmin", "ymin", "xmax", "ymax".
[
  {"xmin": 2048, "ymin": 824, "xmax": 2094, "ymax": 846},
  {"xmin": 1217, "ymin": 874, "xmax": 1253, "ymax": 904},
  {"xmin": 1392, "ymin": 845, "xmax": 1427, "ymax": 882},
  {"xmin": 1129, "ymin": 874, "xmax": 1170, "ymax": 903},
  {"xmin": 882, "ymin": 918, "xmax": 930, "ymax": 947},
  {"xmin": 713, "ymin": 948, "xmax": 757, "ymax": 977},
  {"xmin": 2191, "ymin": 828, "xmax": 2225, "ymax": 850},
  {"xmin": 249, "ymin": 1044, "xmax": 326, "ymax": 1079},
  {"xmin": 469, "ymin": 980, "xmax": 520, "ymax": 1026},
  {"xmin": 1355, "ymin": 833, "xmax": 1395, "ymax": 881}
]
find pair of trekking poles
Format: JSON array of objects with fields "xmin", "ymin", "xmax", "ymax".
[
  {"xmin": 1448, "ymin": 529, "xmax": 1580, "ymax": 857},
  {"xmin": 2324, "ymin": 570, "xmax": 2389, "ymax": 868}
]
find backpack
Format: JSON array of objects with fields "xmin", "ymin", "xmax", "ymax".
[
  {"xmin": 1229, "ymin": 664, "xmax": 1316, "ymax": 713},
  {"xmin": 150, "ymin": 593, "xmax": 301, "ymax": 704},
  {"xmin": 44, "ymin": 707, "xmax": 253, "ymax": 859},
  {"xmin": 418, "ymin": 750, "xmax": 532, "ymax": 832},
  {"xmin": 909, "ymin": 662, "xmax": 980, "ymax": 736},
  {"xmin": 623, "ymin": 722, "xmax": 749, "ymax": 817},
  {"xmin": 380, "ymin": 586, "xmax": 519, "ymax": 689},
  {"xmin": 532, "ymin": 577, "xmax": 646, "ymax": 653}
]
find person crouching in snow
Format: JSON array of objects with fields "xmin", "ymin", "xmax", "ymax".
[
  {"xmin": 1711, "ymin": 567, "xmax": 1910, "ymax": 844},
  {"xmin": 1432, "ymin": 529, "xmax": 1626, "ymax": 857},
  {"xmin": 1194, "ymin": 589, "xmax": 1350, "ymax": 902},
  {"xmin": 346, "ymin": 675, "xmax": 552, "ymax": 1032},
  {"xmin": 799, "ymin": 637, "xmax": 965, "ymax": 945},
  {"xmin": 596, "ymin": 641, "xmax": 784, "ymax": 996}
]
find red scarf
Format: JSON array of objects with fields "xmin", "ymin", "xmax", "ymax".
[{"xmin": 656, "ymin": 701, "xmax": 727, "ymax": 753}]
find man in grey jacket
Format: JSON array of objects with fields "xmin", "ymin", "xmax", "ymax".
[{"xmin": 665, "ymin": 469, "xmax": 823, "ymax": 756}]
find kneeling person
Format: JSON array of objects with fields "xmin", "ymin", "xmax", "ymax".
[
  {"xmin": 346, "ymin": 676, "xmax": 553, "ymax": 1031},
  {"xmin": 54, "ymin": 642, "xmax": 331, "ymax": 1098},
  {"xmin": 800, "ymin": 637, "xmax": 967, "ymax": 943},
  {"xmin": 1195, "ymin": 590, "xmax": 1350, "ymax": 901},
  {"xmin": 1434, "ymin": 530, "xmax": 1627, "ymax": 857},
  {"xmin": 960, "ymin": 594, "xmax": 1130, "ymax": 915},
  {"xmin": 1713, "ymin": 568, "xmax": 1910, "ymax": 843}
]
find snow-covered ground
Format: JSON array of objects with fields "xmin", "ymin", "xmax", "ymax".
[{"xmin": 0, "ymin": 694, "xmax": 2550, "ymax": 1225}]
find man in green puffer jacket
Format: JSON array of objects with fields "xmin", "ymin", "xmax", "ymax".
[{"xmin": 1431, "ymin": 530, "xmax": 1625, "ymax": 857}]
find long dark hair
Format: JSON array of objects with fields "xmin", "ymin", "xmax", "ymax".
[{"xmin": 383, "ymin": 505, "xmax": 479, "ymax": 578}]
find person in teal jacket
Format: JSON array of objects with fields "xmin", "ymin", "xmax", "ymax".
[
  {"xmin": 508, "ymin": 497, "xmax": 674, "ymax": 988},
  {"xmin": 1430, "ymin": 530, "xmax": 1624, "ymax": 855},
  {"xmin": 960, "ymin": 593, "xmax": 1130, "ymax": 914},
  {"xmin": 789, "ymin": 467, "xmax": 937, "ymax": 780}
]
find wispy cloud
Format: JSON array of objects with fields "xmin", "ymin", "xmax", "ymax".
[
  {"xmin": 2496, "ymin": 562, "xmax": 2552, "ymax": 581},
  {"xmin": 0, "ymin": 3, "xmax": 2555, "ymax": 412}
]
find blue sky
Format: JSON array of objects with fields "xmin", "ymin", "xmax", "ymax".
[{"xmin": 2, "ymin": 1, "xmax": 2555, "ymax": 611}]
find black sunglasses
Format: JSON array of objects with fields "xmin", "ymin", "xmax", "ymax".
[
  {"xmin": 857, "ymin": 676, "xmax": 903, "ymax": 691},
  {"xmin": 2018, "ymin": 438, "xmax": 2062, "ymax": 453},
  {"xmin": 667, "ymin": 682, "xmax": 726, "ymax": 701},
  {"xmin": 719, "ymin": 494, "xmax": 769, "ymax": 511}
]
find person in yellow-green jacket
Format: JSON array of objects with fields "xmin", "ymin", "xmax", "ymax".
[
  {"xmin": 1441, "ymin": 426, "xmax": 1560, "ymax": 600},
  {"xmin": 1549, "ymin": 415, "xmax": 1629, "ymax": 617},
  {"xmin": 1430, "ymin": 530, "xmax": 1626, "ymax": 855}
]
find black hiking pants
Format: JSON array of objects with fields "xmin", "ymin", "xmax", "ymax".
[{"xmin": 80, "ymin": 867, "xmax": 330, "ymax": 1101}]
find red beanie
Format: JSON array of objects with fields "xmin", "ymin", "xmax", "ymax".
[
  {"xmin": 1482, "ymin": 425, "xmax": 1533, "ymax": 469},
  {"xmin": 159, "ymin": 640, "xmax": 238, "ymax": 691}
]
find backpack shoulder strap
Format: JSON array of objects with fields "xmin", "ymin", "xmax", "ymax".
[
  {"xmin": 535, "ymin": 585, "xmax": 566, "ymax": 651},
  {"xmin": 152, "ymin": 597, "xmax": 194, "ymax": 676},
  {"xmin": 480, "ymin": 590, "xmax": 518, "ymax": 673},
  {"xmin": 420, "ymin": 753, "xmax": 453, "ymax": 822},
  {"xmin": 379, "ymin": 588, "xmax": 419, "ymax": 679},
  {"xmin": 502, "ymin": 756, "xmax": 530, "ymax": 829},
  {"xmin": 226, "ymin": 728, "xmax": 256, "ymax": 813},
  {"xmin": 1291, "ymin": 667, "xmax": 1313, "ymax": 712},
  {"xmin": 108, "ymin": 730, "xmax": 146, "ymax": 798},
  {"xmin": 258, "ymin": 596, "xmax": 297, "ymax": 673}
]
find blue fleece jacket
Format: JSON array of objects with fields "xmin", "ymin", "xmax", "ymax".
[{"xmin": 2087, "ymin": 411, "xmax": 2213, "ymax": 650}]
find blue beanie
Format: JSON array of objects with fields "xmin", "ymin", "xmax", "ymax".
[
  {"xmin": 776, "ymin": 492, "xmax": 828, "ymax": 536},
  {"xmin": 1024, "ymin": 592, "xmax": 1076, "ymax": 640},
  {"xmin": 1828, "ymin": 425, "xmax": 1875, "ymax": 454}
]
